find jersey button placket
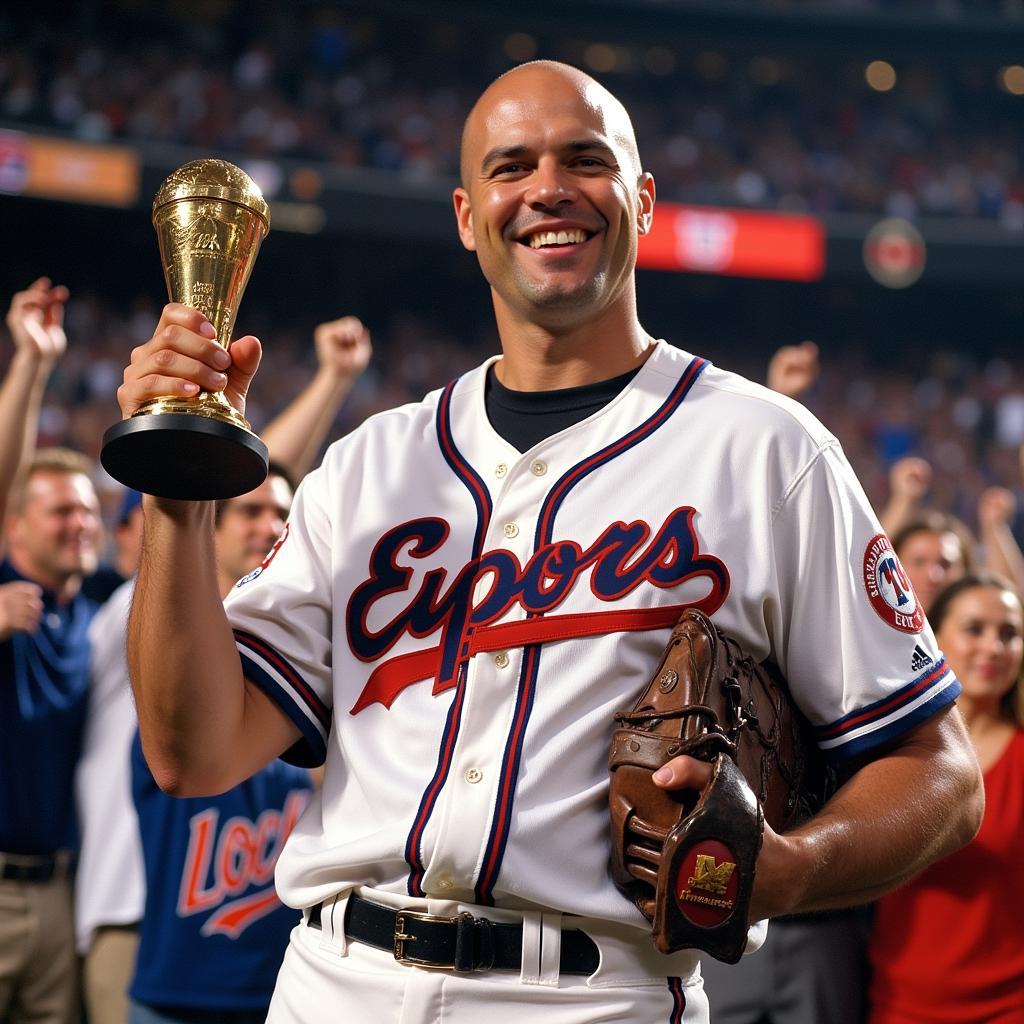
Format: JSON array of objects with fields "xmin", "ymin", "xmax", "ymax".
[
  {"xmin": 424, "ymin": 475, "xmax": 535, "ymax": 893},
  {"xmin": 420, "ymin": 641, "xmax": 518, "ymax": 896}
]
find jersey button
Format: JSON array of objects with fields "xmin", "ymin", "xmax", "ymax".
[
  {"xmin": 465, "ymin": 768, "xmax": 483, "ymax": 784},
  {"xmin": 495, "ymin": 463, "xmax": 508, "ymax": 478},
  {"xmin": 530, "ymin": 460, "xmax": 547, "ymax": 476},
  {"xmin": 503, "ymin": 522, "xmax": 519, "ymax": 539},
  {"xmin": 493, "ymin": 651, "xmax": 509, "ymax": 669}
]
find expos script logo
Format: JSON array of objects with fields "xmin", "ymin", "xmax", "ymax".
[
  {"xmin": 176, "ymin": 789, "xmax": 309, "ymax": 938},
  {"xmin": 346, "ymin": 506, "xmax": 729, "ymax": 712}
]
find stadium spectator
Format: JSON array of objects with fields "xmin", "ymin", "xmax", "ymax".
[
  {"xmin": 891, "ymin": 510, "xmax": 974, "ymax": 614},
  {"xmin": 879, "ymin": 456, "xmax": 934, "ymax": 538},
  {"xmin": 765, "ymin": 341, "xmax": 820, "ymax": 401},
  {"xmin": 976, "ymin": 484, "xmax": 1024, "ymax": 597},
  {"xmin": 0, "ymin": 279, "xmax": 100, "ymax": 1024},
  {"xmin": 868, "ymin": 572, "xmax": 1024, "ymax": 1022},
  {"xmin": 81, "ymin": 487, "xmax": 141, "ymax": 603}
]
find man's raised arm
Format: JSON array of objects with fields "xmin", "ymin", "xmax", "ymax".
[
  {"xmin": 118, "ymin": 304, "xmax": 300, "ymax": 796},
  {"xmin": 261, "ymin": 315, "xmax": 371, "ymax": 482},
  {"xmin": 0, "ymin": 278, "xmax": 68, "ymax": 533}
]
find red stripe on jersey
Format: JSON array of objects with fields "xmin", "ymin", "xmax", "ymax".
[{"xmin": 348, "ymin": 600, "xmax": 724, "ymax": 714}]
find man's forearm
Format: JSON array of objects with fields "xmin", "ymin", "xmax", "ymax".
[
  {"xmin": 128, "ymin": 498, "xmax": 250, "ymax": 795},
  {"xmin": 878, "ymin": 493, "xmax": 917, "ymax": 538},
  {"xmin": 0, "ymin": 351, "xmax": 49, "ymax": 517},
  {"xmin": 754, "ymin": 706, "xmax": 984, "ymax": 919},
  {"xmin": 980, "ymin": 522, "xmax": 1024, "ymax": 596}
]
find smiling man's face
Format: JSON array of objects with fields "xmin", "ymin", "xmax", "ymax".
[{"xmin": 454, "ymin": 62, "xmax": 654, "ymax": 329}]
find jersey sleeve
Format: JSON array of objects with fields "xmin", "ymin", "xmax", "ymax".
[
  {"xmin": 767, "ymin": 440, "xmax": 960, "ymax": 763},
  {"xmin": 223, "ymin": 467, "xmax": 334, "ymax": 767}
]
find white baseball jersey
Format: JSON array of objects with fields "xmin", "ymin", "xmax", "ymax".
[
  {"xmin": 74, "ymin": 578, "xmax": 145, "ymax": 953},
  {"xmin": 224, "ymin": 340, "xmax": 958, "ymax": 944}
]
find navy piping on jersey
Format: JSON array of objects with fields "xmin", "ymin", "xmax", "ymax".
[
  {"xmin": 404, "ymin": 667, "xmax": 470, "ymax": 896},
  {"xmin": 667, "ymin": 976, "xmax": 687, "ymax": 1022},
  {"xmin": 235, "ymin": 630, "xmax": 330, "ymax": 767},
  {"xmin": 405, "ymin": 380, "xmax": 493, "ymax": 896},
  {"xmin": 434, "ymin": 379, "xmax": 494, "ymax": 686},
  {"xmin": 474, "ymin": 356, "xmax": 709, "ymax": 905},
  {"xmin": 815, "ymin": 656, "xmax": 959, "ymax": 762}
]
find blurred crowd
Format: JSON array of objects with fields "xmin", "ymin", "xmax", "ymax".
[
  {"xmin": 3, "ymin": 6, "xmax": 1024, "ymax": 223},
  {"xmin": 17, "ymin": 289, "xmax": 1024, "ymax": 558}
]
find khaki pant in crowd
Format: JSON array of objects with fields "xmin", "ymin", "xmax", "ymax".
[
  {"xmin": 83, "ymin": 926, "xmax": 139, "ymax": 1024},
  {"xmin": 0, "ymin": 871, "xmax": 77, "ymax": 1024}
]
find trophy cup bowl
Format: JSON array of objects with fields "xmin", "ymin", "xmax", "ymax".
[{"xmin": 101, "ymin": 159, "xmax": 270, "ymax": 500}]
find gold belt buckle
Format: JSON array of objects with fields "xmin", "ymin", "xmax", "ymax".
[{"xmin": 393, "ymin": 909, "xmax": 473, "ymax": 969}]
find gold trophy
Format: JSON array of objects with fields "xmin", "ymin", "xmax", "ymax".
[{"xmin": 101, "ymin": 159, "xmax": 271, "ymax": 500}]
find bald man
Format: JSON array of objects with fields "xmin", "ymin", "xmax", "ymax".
[{"xmin": 113, "ymin": 62, "xmax": 982, "ymax": 1023}]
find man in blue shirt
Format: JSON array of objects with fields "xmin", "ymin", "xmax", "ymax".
[{"xmin": 0, "ymin": 278, "xmax": 102, "ymax": 1024}]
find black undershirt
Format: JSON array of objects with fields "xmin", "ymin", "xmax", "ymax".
[{"xmin": 484, "ymin": 363, "xmax": 642, "ymax": 453}]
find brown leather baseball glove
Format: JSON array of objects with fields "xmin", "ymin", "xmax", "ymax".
[{"xmin": 608, "ymin": 607, "xmax": 830, "ymax": 963}]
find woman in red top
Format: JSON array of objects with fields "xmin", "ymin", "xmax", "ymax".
[{"xmin": 869, "ymin": 572, "xmax": 1024, "ymax": 1023}]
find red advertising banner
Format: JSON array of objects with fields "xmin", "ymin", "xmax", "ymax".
[{"xmin": 638, "ymin": 203, "xmax": 825, "ymax": 282}]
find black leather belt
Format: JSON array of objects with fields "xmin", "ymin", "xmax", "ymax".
[
  {"xmin": 0, "ymin": 851, "xmax": 61, "ymax": 883},
  {"xmin": 309, "ymin": 894, "xmax": 599, "ymax": 975}
]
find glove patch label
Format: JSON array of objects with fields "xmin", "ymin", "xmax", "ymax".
[
  {"xmin": 862, "ymin": 533, "xmax": 925, "ymax": 634},
  {"xmin": 674, "ymin": 839, "xmax": 739, "ymax": 927}
]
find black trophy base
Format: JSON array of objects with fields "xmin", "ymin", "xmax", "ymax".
[{"xmin": 101, "ymin": 413, "xmax": 269, "ymax": 501}]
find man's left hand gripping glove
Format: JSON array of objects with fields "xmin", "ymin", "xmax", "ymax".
[{"xmin": 608, "ymin": 608, "xmax": 830, "ymax": 963}]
